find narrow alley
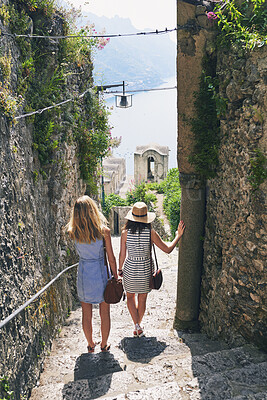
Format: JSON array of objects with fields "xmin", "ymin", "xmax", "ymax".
[{"xmin": 30, "ymin": 237, "xmax": 267, "ymax": 400}]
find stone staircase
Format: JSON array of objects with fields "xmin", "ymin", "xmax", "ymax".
[{"xmin": 30, "ymin": 238, "xmax": 267, "ymax": 400}]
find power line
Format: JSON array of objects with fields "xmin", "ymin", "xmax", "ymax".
[
  {"xmin": 2, "ymin": 27, "xmax": 177, "ymax": 40},
  {"xmin": 106, "ymin": 86, "xmax": 177, "ymax": 94},
  {"xmin": 15, "ymin": 88, "xmax": 93, "ymax": 120},
  {"xmin": 14, "ymin": 85, "xmax": 177, "ymax": 120}
]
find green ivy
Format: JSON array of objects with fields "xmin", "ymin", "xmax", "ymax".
[
  {"xmin": 73, "ymin": 92, "xmax": 112, "ymax": 194},
  {"xmin": 102, "ymin": 193, "xmax": 127, "ymax": 220},
  {"xmin": 162, "ymin": 168, "xmax": 181, "ymax": 238},
  {"xmin": 248, "ymin": 149, "xmax": 267, "ymax": 192},
  {"xmin": 0, "ymin": 376, "xmax": 14, "ymax": 400},
  {"xmin": 215, "ymin": 0, "xmax": 267, "ymax": 50},
  {"xmin": 5, "ymin": 0, "xmax": 113, "ymax": 195},
  {"xmin": 188, "ymin": 57, "xmax": 220, "ymax": 182},
  {"xmin": 0, "ymin": 5, "xmax": 10, "ymax": 25}
]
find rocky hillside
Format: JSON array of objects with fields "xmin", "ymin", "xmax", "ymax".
[{"xmin": 83, "ymin": 13, "xmax": 177, "ymax": 89}]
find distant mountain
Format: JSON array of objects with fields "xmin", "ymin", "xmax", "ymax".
[{"xmin": 79, "ymin": 13, "xmax": 176, "ymax": 90}]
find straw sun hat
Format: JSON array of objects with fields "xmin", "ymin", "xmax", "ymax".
[{"xmin": 125, "ymin": 202, "xmax": 156, "ymax": 224}]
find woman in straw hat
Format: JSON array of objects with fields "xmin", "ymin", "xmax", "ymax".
[{"xmin": 119, "ymin": 201, "xmax": 185, "ymax": 337}]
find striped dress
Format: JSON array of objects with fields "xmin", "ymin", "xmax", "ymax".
[{"xmin": 123, "ymin": 227, "xmax": 154, "ymax": 294}]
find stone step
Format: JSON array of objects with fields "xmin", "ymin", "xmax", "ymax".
[
  {"xmin": 31, "ymin": 335, "xmax": 267, "ymax": 400},
  {"xmin": 187, "ymin": 345, "xmax": 267, "ymax": 377},
  {"xmin": 186, "ymin": 361, "xmax": 267, "ymax": 400},
  {"xmin": 99, "ymin": 382, "xmax": 183, "ymax": 400},
  {"xmin": 230, "ymin": 394, "xmax": 267, "ymax": 400},
  {"xmin": 59, "ymin": 357, "xmax": 267, "ymax": 400}
]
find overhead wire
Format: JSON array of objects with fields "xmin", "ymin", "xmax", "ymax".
[
  {"xmin": 1, "ymin": 27, "xmax": 177, "ymax": 40},
  {"xmin": 14, "ymin": 86, "xmax": 177, "ymax": 120},
  {"xmin": 14, "ymin": 88, "xmax": 93, "ymax": 120},
  {"xmin": 106, "ymin": 86, "xmax": 177, "ymax": 94},
  {"xmin": 3, "ymin": 24, "xmax": 179, "ymax": 120}
]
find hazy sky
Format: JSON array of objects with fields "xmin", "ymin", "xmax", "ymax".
[{"xmin": 72, "ymin": 0, "xmax": 177, "ymax": 30}]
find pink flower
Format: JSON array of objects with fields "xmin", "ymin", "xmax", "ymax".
[{"xmin": 207, "ymin": 11, "xmax": 218, "ymax": 20}]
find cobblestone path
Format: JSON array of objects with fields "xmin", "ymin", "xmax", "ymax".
[{"xmin": 30, "ymin": 237, "xmax": 267, "ymax": 400}]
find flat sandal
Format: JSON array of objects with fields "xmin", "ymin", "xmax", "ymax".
[
  {"xmin": 87, "ymin": 344, "xmax": 95, "ymax": 353},
  {"xmin": 101, "ymin": 344, "xmax": 111, "ymax": 352}
]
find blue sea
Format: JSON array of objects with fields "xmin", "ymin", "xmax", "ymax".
[{"xmin": 104, "ymin": 76, "xmax": 177, "ymax": 176}]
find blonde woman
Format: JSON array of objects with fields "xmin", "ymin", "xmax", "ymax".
[
  {"xmin": 66, "ymin": 195, "xmax": 117, "ymax": 352},
  {"xmin": 119, "ymin": 202, "xmax": 185, "ymax": 337}
]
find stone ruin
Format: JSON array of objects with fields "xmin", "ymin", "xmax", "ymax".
[{"xmin": 134, "ymin": 143, "xmax": 169, "ymax": 184}]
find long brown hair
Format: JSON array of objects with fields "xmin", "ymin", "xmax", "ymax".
[
  {"xmin": 66, "ymin": 196, "xmax": 104, "ymax": 243},
  {"xmin": 124, "ymin": 220, "xmax": 151, "ymax": 234}
]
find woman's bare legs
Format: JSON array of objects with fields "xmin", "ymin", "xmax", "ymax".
[
  {"xmin": 99, "ymin": 301, "xmax": 110, "ymax": 348},
  {"xmin": 126, "ymin": 292, "xmax": 148, "ymax": 325},
  {"xmin": 137, "ymin": 293, "xmax": 148, "ymax": 325},
  {"xmin": 81, "ymin": 302, "xmax": 94, "ymax": 348},
  {"xmin": 126, "ymin": 293, "xmax": 138, "ymax": 325}
]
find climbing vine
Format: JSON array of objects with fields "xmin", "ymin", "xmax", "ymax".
[
  {"xmin": 102, "ymin": 193, "xmax": 127, "ymax": 220},
  {"xmin": 0, "ymin": 376, "xmax": 14, "ymax": 400},
  {"xmin": 0, "ymin": 0, "xmax": 116, "ymax": 194},
  {"xmin": 214, "ymin": 0, "xmax": 267, "ymax": 49},
  {"xmin": 248, "ymin": 149, "xmax": 267, "ymax": 192},
  {"xmin": 161, "ymin": 168, "xmax": 181, "ymax": 238},
  {"xmin": 188, "ymin": 56, "xmax": 222, "ymax": 182}
]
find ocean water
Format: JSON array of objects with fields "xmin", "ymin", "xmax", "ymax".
[{"xmin": 105, "ymin": 76, "xmax": 177, "ymax": 176}]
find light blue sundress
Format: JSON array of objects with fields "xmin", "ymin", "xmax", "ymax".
[{"xmin": 75, "ymin": 238, "xmax": 109, "ymax": 304}]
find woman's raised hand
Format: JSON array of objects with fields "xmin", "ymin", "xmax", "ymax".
[{"xmin": 177, "ymin": 220, "xmax": 186, "ymax": 237}]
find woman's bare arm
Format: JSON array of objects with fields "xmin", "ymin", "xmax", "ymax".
[
  {"xmin": 103, "ymin": 227, "xmax": 118, "ymax": 279},
  {"xmin": 151, "ymin": 221, "xmax": 185, "ymax": 254},
  {"xmin": 118, "ymin": 230, "xmax": 127, "ymax": 275}
]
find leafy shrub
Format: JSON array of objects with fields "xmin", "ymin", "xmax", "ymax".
[
  {"xmin": 0, "ymin": 375, "xmax": 14, "ymax": 400},
  {"xmin": 126, "ymin": 181, "xmax": 157, "ymax": 210},
  {"xmin": 248, "ymin": 149, "xmax": 267, "ymax": 192},
  {"xmin": 215, "ymin": 0, "xmax": 267, "ymax": 50},
  {"xmin": 102, "ymin": 193, "xmax": 127, "ymax": 219},
  {"xmin": 146, "ymin": 181, "xmax": 165, "ymax": 193},
  {"xmin": 188, "ymin": 57, "xmax": 220, "ymax": 182},
  {"xmin": 6, "ymin": 0, "xmax": 113, "ymax": 194},
  {"xmin": 162, "ymin": 169, "xmax": 181, "ymax": 238}
]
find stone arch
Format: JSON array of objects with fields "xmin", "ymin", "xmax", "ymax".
[{"xmin": 134, "ymin": 143, "xmax": 169, "ymax": 184}]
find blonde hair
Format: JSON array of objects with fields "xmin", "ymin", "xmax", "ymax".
[{"xmin": 66, "ymin": 195, "xmax": 105, "ymax": 243}]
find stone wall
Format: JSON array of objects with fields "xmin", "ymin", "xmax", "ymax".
[
  {"xmin": 199, "ymin": 45, "xmax": 267, "ymax": 349},
  {"xmin": 0, "ymin": 5, "xmax": 87, "ymax": 398}
]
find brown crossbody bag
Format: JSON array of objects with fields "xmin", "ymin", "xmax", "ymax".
[{"xmin": 103, "ymin": 238, "xmax": 124, "ymax": 304}]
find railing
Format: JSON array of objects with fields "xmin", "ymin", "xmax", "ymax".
[{"xmin": 0, "ymin": 262, "xmax": 78, "ymax": 329}]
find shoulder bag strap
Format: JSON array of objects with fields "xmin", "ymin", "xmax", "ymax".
[
  {"xmin": 152, "ymin": 243, "xmax": 159, "ymax": 271},
  {"xmin": 150, "ymin": 226, "xmax": 153, "ymax": 276},
  {"xmin": 150, "ymin": 228, "xmax": 159, "ymax": 273},
  {"xmin": 103, "ymin": 237, "xmax": 111, "ymax": 279}
]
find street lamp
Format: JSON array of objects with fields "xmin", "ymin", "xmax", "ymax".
[
  {"xmin": 115, "ymin": 81, "xmax": 132, "ymax": 108},
  {"xmin": 96, "ymin": 81, "xmax": 132, "ymax": 108}
]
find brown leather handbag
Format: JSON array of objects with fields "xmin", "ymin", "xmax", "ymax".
[{"xmin": 103, "ymin": 239, "xmax": 124, "ymax": 304}]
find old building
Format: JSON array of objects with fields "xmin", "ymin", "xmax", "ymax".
[
  {"xmin": 103, "ymin": 157, "xmax": 126, "ymax": 195},
  {"xmin": 134, "ymin": 143, "xmax": 169, "ymax": 184}
]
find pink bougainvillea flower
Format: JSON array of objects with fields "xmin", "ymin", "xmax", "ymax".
[{"xmin": 207, "ymin": 11, "xmax": 218, "ymax": 20}]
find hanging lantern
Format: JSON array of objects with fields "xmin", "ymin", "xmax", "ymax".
[{"xmin": 115, "ymin": 81, "xmax": 132, "ymax": 108}]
